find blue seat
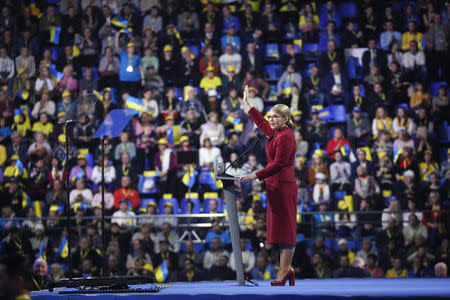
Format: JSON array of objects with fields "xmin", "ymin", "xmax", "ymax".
[
  {"xmin": 138, "ymin": 171, "xmax": 160, "ymax": 194},
  {"xmin": 264, "ymin": 64, "xmax": 282, "ymax": 81},
  {"xmin": 324, "ymin": 239, "xmax": 339, "ymax": 251},
  {"xmin": 264, "ymin": 43, "xmax": 280, "ymax": 61},
  {"xmin": 266, "ymin": 85, "xmax": 278, "ymax": 102},
  {"xmin": 188, "ymin": 44, "xmax": 200, "ymax": 58},
  {"xmin": 348, "ymin": 239, "xmax": 362, "ymax": 252},
  {"xmin": 180, "ymin": 193, "xmax": 201, "ymax": 213},
  {"xmin": 346, "ymin": 58, "xmax": 362, "ymax": 80},
  {"xmin": 281, "ymin": 42, "xmax": 301, "ymax": 55},
  {"xmin": 329, "ymin": 104, "xmax": 346, "ymax": 123},
  {"xmin": 334, "ymin": 190, "xmax": 347, "ymax": 201},
  {"xmin": 439, "ymin": 122, "xmax": 450, "ymax": 144},
  {"xmin": 159, "ymin": 196, "xmax": 179, "ymax": 214},
  {"xmin": 396, "ymin": 103, "xmax": 410, "ymax": 113},
  {"xmin": 203, "ymin": 192, "xmax": 224, "ymax": 213},
  {"xmin": 338, "ymin": 2, "xmax": 358, "ymax": 19},
  {"xmin": 430, "ymin": 81, "xmax": 447, "ymax": 97},
  {"xmin": 302, "ymin": 43, "xmax": 320, "ymax": 61}
]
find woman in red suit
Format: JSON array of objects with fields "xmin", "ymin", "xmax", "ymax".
[{"xmin": 241, "ymin": 86, "xmax": 298, "ymax": 286}]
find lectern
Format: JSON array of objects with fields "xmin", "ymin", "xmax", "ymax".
[{"xmin": 215, "ymin": 163, "xmax": 245, "ymax": 286}]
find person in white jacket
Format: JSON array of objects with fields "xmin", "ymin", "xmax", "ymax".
[
  {"xmin": 219, "ymin": 44, "xmax": 242, "ymax": 76},
  {"xmin": 403, "ymin": 40, "xmax": 426, "ymax": 82},
  {"xmin": 91, "ymin": 157, "xmax": 116, "ymax": 185},
  {"xmin": 31, "ymin": 92, "xmax": 56, "ymax": 119},
  {"xmin": 230, "ymin": 238, "xmax": 255, "ymax": 274},
  {"xmin": 35, "ymin": 66, "xmax": 55, "ymax": 93},
  {"xmin": 313, "ymin": 173, "xmax": 330, "ymax": 204}
]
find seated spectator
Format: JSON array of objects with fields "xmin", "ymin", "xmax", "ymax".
[
  {"xmin": 365, "ymin": 254, "xmax": 384, "ymax": 278},
  {"xmin": 55, "ymin": 65, "xmax": 77, "ymax": 94},
  {"xmin": 341, "ymin": 21, "xmax": 364, "ymax": 49},
  {"xmin": 311, "ymin": 252, "xmax": 332, "ymax": 278},
  {"xmin": 242, "ymin": 43, "xmax": 264, "ymax": 76},
  {"xmin": 177, "ymin": 7, "xmax": 200, "ymax": 39},
  {"xmin": 140, "ymin": 88, "xmax": 159, "ymax": 118},
  {"xmin": 380, "ymin": 20, "xmax": 402, "ymax": 51},
  {"xmin": 403, "ymin": 213, "xmax": 428, "ymax": 248},
  {"xmin": 334, "ymin": 203, "xmax": 356, "ymax": 238},
  {"xmin": 199, "ymin": 66, "xmax": 222, "ymax": 94},
  {"xmin": 153, "ymin": 240, "xmax": 179, "ymax": 276},
  {"xmin": 351, "ymin": 148, "xmax": 375, "ymax": 180},
  {"xmin": 142, "ymin": 6, "xmax": 163, "ymax": 35},
  {"xmin": 363, "ymin": 65, "xmax": 384, "ymax": 93},
  {"xmin": 385, "ymin": 257, "xmax": 408, "ymax": 278},
  {"xmin": 114, "ymin": 132, "xmax": 136, "ymax": 161},
  {"xmin": 307, "ymin": 153, "xmax": 329, "ymax": 187},
  {"xmin": 402, "ymin": 21, "xmax": 423, "ymax": 51},
  {"xmin": 434, "ymin": 262, "xmax": 448, "ymax": 278},
  {"xmin": 78, "ymin": 67, "xmax": 98, "ymax": 94},
  {"xmin": 318, "ymin": 39, "xmax": 344, "ymax": 76},
  {"xmin": 32, "ymin": 112, "xmax": 53, "ymax": 137},
  {"xmin": 406, "ymin": 235, "xmax": 435, "ymax": 266},
  {"xmin": 230, "ymin": 238, "xmax": 255, "ymax": 275},
  {"xmin": 91, "ymin": 184, "xmax": 114, "ymax": 211},
  {"xmin": 260, "ymin": 3, "xmax": 280, "ymax": 42},
  {"xmin": 368, "ymin": 83, "xmax": 391, "ymax": 113},
  {"xmin": 180, "ymin": 47, "xmax": 200, "ymax": 86},
  {"xmin": 336, "ymin": 256, "xmax": 370, "ymax": 278},
  {"xmin": 178, "ymin": 240, "xmax": 204, "ymax": 270},
  {"xmin": 69, "ymin": 154, "xmax": 92, "ymax": 184},
  {"xmin": 354, "ymin": 165, "xmax": 379, "ymax": 209},
  {"xmin": 362, "ymin": 39, "xmax": 386, "ymax": 76},
  {"xmin": 360, "ymin": 5, "xmax": 378, "ymax": 40},
  {"xmin": 72, "ymin": 115, "xmax": 96, "ymax": 148},
  {"xmin": 403, "ymin": 40, "xmax": 427, "ymax": 82},
  {"xmin": 113, "ymin": 176, "xmax": 140, "ymax": 209},
  {"xmin": 326, "ymin": 128, "xmax": 349, "ymax": 159},
  {"xmin": 313, "ymin": 202, "xmax": 334, "ymax": 236},
  {"xmin": 208, "ymin": 254, "xmax": 234, "ymax": 281},
  {"xmin": 203, "ymin": 236, "xmax": 229, "ymax": 270},
  {"xmin": 221, "ymin": 65, "xmax": 240, "ymax": 97},
  {"xmin": 298, "ymin": 3, "xmax": 319, "ymax": 42},
  {"xmin": 154, "ymin": 137, "xmax": 177, "ymax": 192},
  {"xmin": 221, "ymin": 5, "xmax": 240, "ymax": 33},
  {"xmin": 243, "ymin": 87, "xmax": 264, "ymax": 114},
  {"xmin": 251, "ymin": 254, "xmax": 277, "ymax": 280},
  {"xmin": 200, "ymin": 111, "xmax": 225, "ymax": 146},
  {"xmin": 27, "ymin": 131, "xmax": 52, "ymax": 160},
  {"xmin": 220, "ymin": 26, "xmax": 241, "ymax": 53},
  {"xmin": 205, "ymin": 220, "xmax": 231, "ymax": 249},
  {"xmin": 312, "ymin": 173, "xmax": 330, "ymax": 205},
  {"xmin": 199, "ymin": 44, "xmax": 219, "ymax": 76},
  {"xmin": 138, "ymin": 200, "xmax": 158, "ymax": 226},
  {"xmin": 31, "ymin": 258, "xmax": 53, "ymax": 291},
  {"xmin": 356, "ymin": 238, "xmax": 377, "ymax": 265},
  {"xmin": 91, "ymin": 157, "xmax": 116, "ymax": 186},
  {"xmin": 154, "ymin": 222, "xmax": 180, "ymax": 254},
  {"xmin": 347, "ymin": 85, "xmax": 370, "ymax": 115},
  {"xmin": 15, "ymin": 46, "xmax": 36, "ymax": 78},
  {"xmin": 321, "ymin": 62, "xmax": 349, "ymax": 105},
  {"xmin": 330, "ymin": 151, "xmax": 351, "ymax": 192},
  {"xmin": 386, "ymin": 61, "xmax": 409, "ymax": 102},
  {"xmin": 347, "ymin": 107, "xmax": 371, "ymax": 146},
  {"xmin": 31, "ymin": 92, "xmax": 55, "ymax": 119},
  {"xmin": 72, "ymin": 236, "xmax": 101, "ymax": 277},
  {"xmin": 423, "ymin": 192, "xmax": 446, "ymax": 230},
  {"xmin": 126, "ymin": 239, "xmax": 152, "ymax": 271},
  {"xmin": 410, "ymin": 82, "xmax": 431, "ymax": 110},
  {"xmin": 155, "ymin": 202, "xmax": 178, "ymax": 229},
  {"xmin": 69, "ymin": 178, "xmax": 93, "ymax": 208},
  {"xmin": 319, "ymin": 22, "xmax": 340, "ymax": 51},
  {"xmin": 177, "ymin": 258, "xmax": 205, "ymax": 282},
  {"xmin": 98, "ymin": 47, "xmax": 120, "ymax": 89},
  {"xmin": 219, "ymin": 44, "xmax": 242, "ymax": 76},
  {"xmin": 303, "ymin": 64, "xmax": 324, "ymax": 106},
  {"xmin": 381, "ymin": 200, "xmax": 403, "ymax": 230},
  {"xmin": 144, "ymin": 65, "xmax": 164, "ymax": 96},
  {"xmin": 306, "ymin": 109, "xmax": 328, "ymax": 145},
  {"xmin": 394, "ymin": 169, "xmax": 420, "ymax": 209}
]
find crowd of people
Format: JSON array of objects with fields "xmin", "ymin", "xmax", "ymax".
[{"xmin": 0, "ymin": 0, "xmax": 449, "ymax": 290}]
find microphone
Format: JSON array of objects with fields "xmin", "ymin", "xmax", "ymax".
[
  {"xmin": 223, "ymin": 135, "xmax": 259, "ymax": 174},
  {"xmin": 57, "ymin": 119, "xmax": 80, "ymax": 125}
]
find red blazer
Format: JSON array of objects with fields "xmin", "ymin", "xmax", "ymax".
[{"xmin": 248, "ymin": 108, "xmax": 296, "ymax": 185}]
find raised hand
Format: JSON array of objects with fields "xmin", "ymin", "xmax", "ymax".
[{"xmin": 243, "ymin": 85, "xmax": 252, "ymax": 109}]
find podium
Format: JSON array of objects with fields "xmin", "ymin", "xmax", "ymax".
[{"xmin": 215, "ymin": 168, "xmax": 245, "ymax": 286}]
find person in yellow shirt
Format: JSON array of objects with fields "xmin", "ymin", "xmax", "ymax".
[
  {"xmin": 337, "ymin": 239, "xmax": 356, "ymax": 264},
  {"xmin": 410, "ymin": 82, "xmax": 430, "ymax": 109},
  {"xmin": 3, "ymin": 155, "xmax": 29, "ymax": 182},
  {"xmin": 244, "ymin": 197, "xmax": 264, "ymax": 230},
  {"xmin": 386, "ymin": 257, "xmax": 408, "ymax": 278},
  {"xmin": 0, "ymin": 144, "xmax": 6, "ymax": 167},
  {"xmin": 419, "ymin": 150, "xmax": 439, "ymax": 182},
  {"xmin": 199, "ymin": 66, "xmax": 222, "ymax": 92},
  {"xmin": 31, "ymin": 112, "xmax": 54, "ymax": 136},
  {"xmin": 401, "ymin": 21, "xmax": 423, "ymax": 51}
]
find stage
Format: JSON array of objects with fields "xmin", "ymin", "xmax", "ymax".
[{"xmin": 31, "ymin": 278, "xmax": 450, "ymax": 299}]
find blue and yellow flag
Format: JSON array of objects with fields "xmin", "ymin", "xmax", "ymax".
[
  {"xmin": 49, "ymin": 26, "xmax": 61, "ymax": 45},
  {"xmin": 34, "ymin": 201, "xmax": 43, "ymax": 218},
  {"xmin": 393, "ymin": 147, "xmax": 403, "ymax": 164},
  {"xmin": 37, "ymin": 242, "xmax": 47, "ymax": 261},
  {"xmin": 16, "ymin": 91, "xmax": 29, "ymax": 100},
  {"xmin": 282, "ymin": 82, "xmax": 292, "ymax": 95},
  {"xmin": 125, "ymin": 94, "xmax": 144, "ymax": 112},
  {"xmin": 48, "ymin": 64, "xmax": 63, "ymax": 82},
  {"xmin": 71, "ymin": 169, "xmax": 85, "ymax": 183},
  {"xmin": 57, "ymin": 236, "xmax": 68, "ymax": 259},
  {"xmin": 167, "ymin": 125, "xmax": 180, "ymax": 145},
  {"xmin": 340, "ymin": 144, "xmax": 350, "ymax": 157},
  {"xmin": 120, "ymin": 27, "xmax": 133, "ymax": 35},
  {"xmin": 111, "ymin": 16, "xmax": 129, "ymax": 28},
  {"xmin": 182, "ymin": 165, "xmax": 197, "ymax": 188},
  {"xmin": 155, "ymin": 261, "xmax": 169, "ymax": 283}
]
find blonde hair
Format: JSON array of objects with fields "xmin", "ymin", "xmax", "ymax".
[{"xmin": 269, "ymin": 104, "xmax": 294, "ymax": 128}]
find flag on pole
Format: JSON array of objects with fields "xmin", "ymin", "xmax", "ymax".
[
  {"xmin": 155, "ymin": 261, "xmax": 169, "ymax": 283},
  {"xmin": 49, "ymin": 26, "xmax": 61, "ymax": 45},
  {"xmin": 57, "ymin": 236, "xmax": 68, "ymax": 259},
  {"xmin": 111, "ymin": 16, "xmax": 129, "ymax": 28},
  {"xmin": 16, "ymin": 91, "xmax": 29, "ymax": 100},
  {"xmin": 125, "ymin": 94, "xmax": 144, "ymax": 112},
  {"xmin": 167, "ymin": 125, "xmax": 180, "ymax": 145},
  {"xmin": 182, "ymin": 165, "xmax": 197, "ymax": 188},
  {"xmin": 393, "ymin": 147, "xmax": 403, "ymax": 164}
]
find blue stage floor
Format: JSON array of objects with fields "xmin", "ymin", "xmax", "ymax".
[{"xmin": 31, "ymin": 278, "xmax": 450, "ymax": 299}]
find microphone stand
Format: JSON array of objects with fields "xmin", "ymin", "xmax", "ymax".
[
  {"xmin": 63, "ymin": 121, "xmax": 73, "ymax": 281},
  {"xmin": 100, "ymin": 135, "xmax": 107, "ymax": 276}
]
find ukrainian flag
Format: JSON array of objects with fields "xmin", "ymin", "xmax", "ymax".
[
  {"xmin": 74, "ymin": 33, "xmax": 81, "ymax": 45},
  {"xmin": 111, "ymin": 16, "xmax": 129, "ymax": 28},
  {"xmin": 34, "ymin": 201, "xmax": 44, "ymax": 218},
  {"xmin": 48, "ymin": 64, "xmax": 63, "ymax": 82},
  {"xmin": 120, "ymin": 27, "xmax": 133, "ymax": 34},
  {"xmin": 71, "ymin": 169, "xmax": 85, "ymax": 183},
  {"xmin": 16, "ymin": 91, "xmax": 29, "ymax": 100},
  {"xmin": 57, "ymin": 236, "xmax": 68, "ymax": 259},
  {"xmin": 49, "ymin": 26, "xmax": 61, "ymax": 45},
  {"xmin": 340, "ymin": 144, "xmax": 350, "ymax": 157},
  {"xmin": 73, "ymin": 45, "xmax": 81, "ymax": 57},
  {"xmin": 93, "ymin": 90, "xmax": 103, "ymax": 101},
  {"xmin": 182, "ymin": 165, "xmax": 197, "ymax": 188},
  {"xmin": 37, "ymin": 242, "xmax": 47, "ymax": 261},
  {"xmin": 282, "ymin": 82, "xmax": 292, "ymax": 95},
  {"xmin": 167, "ymin": 125, "xmax": 180, "ymax": 145},
  {"xmin": 125, "ymin": 95, "xmax": 144, "ymax": 112},
  {"xmin": 155, "ymin": 261, "xmax": 169, "ymax": 283},
  {"xmin": 393, "ymin": 147, "xmax": 403, "ymax": 164}
]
